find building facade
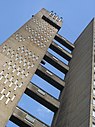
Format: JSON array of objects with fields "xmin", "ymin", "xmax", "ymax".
[
  {"xmin": 0, "ymin": 8, "xmax": 94, "ymax": 127},
  {"xmin": 52, "ymin": 18, "xmax": 95, "ymax": 127}
]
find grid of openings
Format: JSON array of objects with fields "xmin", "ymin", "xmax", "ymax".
[
  {"xmin": 15, "ymin": 17, "xmax": 56, "ymax": 49},
  {"xmin": 0, "ymin": 44, "xmax": 39, "ymax": 105},
  {"xmin": 5, "ymin": 9, "xmax": 75, "ymax": 127},
  {"xmin": 10, "ymin": 32, "xmax": 73, "ymax": 126},
  {"xmin": 6, "ymin": 34, "xmax": 74, "ymax": 126}
]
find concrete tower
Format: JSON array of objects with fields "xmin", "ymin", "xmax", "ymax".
[
  {"xmin": 1, "ymin": 8, "xmax": 94, "ymax": 127},
  {"xmin": 52, "ymin": 19, "xmax": 95, "ymax": 127},
  {"xmin": 0, "ymin": 8, "xmax": 74, "ymax": 127}
]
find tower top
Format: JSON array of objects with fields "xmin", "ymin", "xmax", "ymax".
[{"xmin": 37, "ymin": 8, "xmax": 63, "ymax": 30}]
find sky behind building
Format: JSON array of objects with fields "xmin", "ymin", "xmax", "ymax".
[
  {"xmin": 0, "ymin": 0, "xmax": 95, "ymax": 44},
  {"xmin": 0, "ymin": 0, "xmax": 95, "ymax": 126}
]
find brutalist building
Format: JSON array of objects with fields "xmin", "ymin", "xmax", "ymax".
[{"xmin": 0, "ymin": 8, "xmax": 95, "ymax": 127}]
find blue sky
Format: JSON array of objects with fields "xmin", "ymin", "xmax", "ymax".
[{"xmin": 0, "ymin": 0, "xmax": 95, "ymax": 126}]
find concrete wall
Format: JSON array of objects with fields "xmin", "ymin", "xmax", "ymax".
[
  {"xmin": 52, "ymin": 19, "xmax": 94, "ymax": 127},
  {"xmin": 0, "ymin": 9, "xmax": 59, "ymax": 126}
]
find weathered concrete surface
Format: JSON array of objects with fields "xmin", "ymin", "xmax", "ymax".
[
  {"xmin": 52, "ymin": 19, "xmax": 94, "ymax": 127},
  {"xmin": 0, "ymin": 8, "xmax": 59, "ymax": 126}
]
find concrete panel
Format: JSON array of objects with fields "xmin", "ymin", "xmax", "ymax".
[
  {"xmin": 0, "ymin": 8, "xmax": 59, "ymax": 126},
  {"xmin": 50, "ymin": 41, "xmax": 72, "ymax": 61},
  {"xmin": 10, "ymin": 107, "xmax": 48, "ymax": 127},
  {"xmin": 35, "ymin": 65, "xmax": 65, "ymax": 91},
  {"xmin": 52, "ymin": 19, "xmax": 94, "ymax": 127},
  {"xmin": 55, "ymin": 33, "xmax": 75, "ymax": 51},
  {"xmin": 44, "ymin": 52, "xmax": 69, "ymax": 74},
  {"xmin": 25, "ymin": 82, "xmax": 60, "ymax": 112}
]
